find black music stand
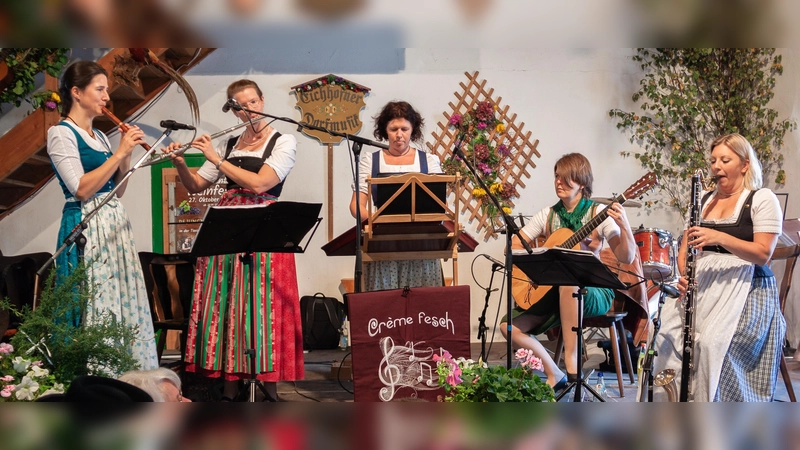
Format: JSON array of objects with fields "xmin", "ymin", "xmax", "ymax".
[
  {"xmin": 513, "ymin": 248, "xmax": 625, "ymax": 402},
  {"xmin": 191, "ymin": 201, "xmax": 322, "ymax": 402}
]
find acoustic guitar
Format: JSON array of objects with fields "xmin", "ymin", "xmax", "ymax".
[{"xmin": 511, "ymin": 172, "xmax": 658, "ymax": 310}]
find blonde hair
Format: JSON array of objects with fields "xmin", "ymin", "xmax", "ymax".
[{"xmin": 710, "ymin": 133, "xmax": 763, "ymax": 190}]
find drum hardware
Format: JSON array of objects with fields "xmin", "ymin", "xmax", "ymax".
[{"xmin": 591, "ymin": 197, "xmax": 642, "ymax": 208}]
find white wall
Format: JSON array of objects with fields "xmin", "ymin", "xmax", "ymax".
[{"xmin": 2, "ymin": 48, "xmax": 799, "ymax": 344}]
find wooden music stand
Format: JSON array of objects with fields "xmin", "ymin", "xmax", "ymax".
[
  {"xmin": 364, "ymin": 174, "xmax": 462, "ymax": 282},
  {"xmin": 323, "ymin": 174, "xmax": 478, "ymax": 292}
]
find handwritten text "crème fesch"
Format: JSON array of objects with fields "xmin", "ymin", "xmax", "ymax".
[{"xmin": 367, "ymin": 311, "xmax": 455, "ymax": 337}]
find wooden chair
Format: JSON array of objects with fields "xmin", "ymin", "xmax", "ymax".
[
  {"xmin": 0, "ymin": 252, "xmax": 52, "ymax": 340},
  {"xmin": 138, "ymin": 252, "xmax": 196, "ymax": 378},
  {"xmin": 552, "ymin": 293, "xmax": 636, "ymax": 397},
  {"xmin": 770, "ymin": 242, "xmax": 800, "ymax": 402}
]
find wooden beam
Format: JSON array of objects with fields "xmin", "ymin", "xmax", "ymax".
[
  {"xmin": 26, "ymin": 154, "xmax": 51, "ymax": 164},
  {"xmin": 0, "ymin": 108, "xmax": 51, "ymax": 180},
  {"xmin": 0, "ymin": 178, "xmax": 35, "ymax": 188}
]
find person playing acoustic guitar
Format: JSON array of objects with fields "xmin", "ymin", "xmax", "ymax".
[{"xmin": 500, "ymin": 152, "xmax": 637, "ymax": 392}]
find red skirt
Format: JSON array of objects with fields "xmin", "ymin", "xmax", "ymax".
[{"xmin": 185, "ymin": 189, "xmax": 304, "ymax": 381}]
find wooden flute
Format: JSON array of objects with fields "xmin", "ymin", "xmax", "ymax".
[{"xmin": 101, "ymin": 106, "xmax": 152, "ymax": 151}]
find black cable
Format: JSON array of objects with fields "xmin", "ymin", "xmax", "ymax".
[
  {"xmin": 291, "ymin": 381, "xmax": 321, "ymax": 402},
  {"xmin": 468, "ymin": 253, "xmax": 507, "ymax": 362},
  {"xmin": 336, "ymin": 351, "xmax": 354, "ymax": 395}
]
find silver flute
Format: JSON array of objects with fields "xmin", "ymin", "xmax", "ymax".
[{"xmin": 143, "ymin": 117, "xmax": 266, "ymax": 167}]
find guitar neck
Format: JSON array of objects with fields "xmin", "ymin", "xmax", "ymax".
[{"xmin": 559, "ymin": 196, "xmax": 626, "ymax": 249}]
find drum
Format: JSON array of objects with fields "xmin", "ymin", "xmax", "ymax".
[{"xmin": 633, "ymin": 227, "xmax": 674, "ymax": 279}]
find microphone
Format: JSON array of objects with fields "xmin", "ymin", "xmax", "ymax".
[
  {"xmin": 481, "ymin": 254, "xmax": 506, "ymax": 269},
  {"xmin": 160, "ymin": 120, "xmax": 195, "ymax": 131},
  {"xmin": 222, "ymin": 98, "xmax": 241, "ymax": 113},
  {"xmin": 653, "ymin": 280, "xmax": 680, "ymax": 298}
]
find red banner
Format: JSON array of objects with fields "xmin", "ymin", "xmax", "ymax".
[{"xmin": 347, "ymin": 285, "xmax": 471, "ymax": 402}]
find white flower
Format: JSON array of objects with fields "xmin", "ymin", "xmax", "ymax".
[
  {"xmin": 39, "ymin": 383, "xmax": 65, "ymax": 398},
  {"xmin": 14, "ymin": 376, "xmax": 39, "ymax": 401},
  {"xmin": 26, "ymin": 366, "xmax": 49, "ymax": 378},
  {"xmin": 12, "ymin": 357, "xmax": 31, "ymax": 373}
]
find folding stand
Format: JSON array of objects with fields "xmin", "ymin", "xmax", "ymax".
[
  {"xmin": 191, "ymin": 201, "xmax": 322, "ymax": 402},
  {"xmin": 513, "ymin": 248, "xmax": 625, "ymax": 402}
]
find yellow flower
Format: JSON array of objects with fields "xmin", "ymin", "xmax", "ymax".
[
  {"xmin": 472, "ymin": 188, "xmax": 487, "ymax": 198},
  {"xmin": 489, "ymin": 183, "xmax": 501, "ymax": 194},
  {"xmin": 495, "ymin": 123, "xmax": 506, "ymax": 133},
  {"xmin": 502, "ymin": 206, "xmax": 512, "ymax": 215},
  {"xmin": 51, "ymin": 92, "xmax": 60, "ymax": 102}
]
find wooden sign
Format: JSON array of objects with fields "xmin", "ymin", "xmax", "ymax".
[{"xmin": 291, "ymin": 74, "xmax": 371, "ymax": 145}]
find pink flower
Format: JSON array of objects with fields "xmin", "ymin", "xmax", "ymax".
[
  {"xmin": 1, "ymin": 386, "xmax": 14, "ymax": 398},
  {"xmin": 445, "ymin": 371, "xmax": 463, "ymax": 387},
  {"xmin": 0, "ymin": 375, "xmax": 14, "ymax": 382},
  {"xmin": 449, "ymin": 114, "xmax": 462, "ymax": 126},
  {"xmin": 31, "ymin": 361, "xmax": 43, "ymax": 367},
  {"xmin": 0, "ymin": 343, "xmax": 12, "ymax": 355},
  {"xmin": 477, "ymin": 122, "xmax": 487, "ymax": 130},
  {"xmin": 497, "ymin": 144, "xmax": 509, "ymax": 157},
  {"xmin": 477, "ymin": 163, "xmax": 492, "ymax": 175},
  {"xmin": 45, "ymin": 100, "xmax": 57, "ymax": 110}
]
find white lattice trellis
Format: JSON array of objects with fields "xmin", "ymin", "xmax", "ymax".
[{"xmin": 427, "ymin": 71, "xmax": 541, "ymax": 239}]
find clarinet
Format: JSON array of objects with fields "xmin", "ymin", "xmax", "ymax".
[{"xmin": 679, "ymin": 171, "xmax": 703, "ymax": 402}]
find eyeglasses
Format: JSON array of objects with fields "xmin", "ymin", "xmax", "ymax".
[{"xmin": 239, "ymin": 98, "xmax": 262, "ymax": 109}]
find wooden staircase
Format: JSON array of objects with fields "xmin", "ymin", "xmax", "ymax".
[{"xmin": 0, "ymin": 48, "xmax": 215, "ymax": 220}]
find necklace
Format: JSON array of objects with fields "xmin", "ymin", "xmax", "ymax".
[
  {"xmin": 387, "ymin": 146, "xmax": 411, "ymax": 157},
  {"xmin": 65, "ymin": 115, "xmax": 95, "ymax": 138},
  {"xmin": 716, "ymin": 186, "xmax": 745, "ymax": 199}
]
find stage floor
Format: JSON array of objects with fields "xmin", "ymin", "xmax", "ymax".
[{"xmin": 177, "ymin": 336, "xmax": 799, "ymax": 402}]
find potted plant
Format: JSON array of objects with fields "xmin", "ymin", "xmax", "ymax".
[
  {"xmin": 0, "ymin": 260, "xmax": 140, "ymax": 401},
  {"xmin": 433, "ymin": 348, "xmax": 555, "ymax": 402},
  {"xmin": 609, "ymin": 48, "xmax": 795, "ymax": 215}
]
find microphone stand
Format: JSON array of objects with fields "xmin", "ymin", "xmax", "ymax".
[
  {"xmin": 451, "ymin": 140, "xmax": 532, "ymax": 369},
  {"xmin": 232, "ymin": 105, "xmax": 388, "ymax": 293},
  {"xmin": 34, "ymin": 129, "xmax": 173, "ymax": 305},
  {"xmin": 478, "ymin": 262, "xmax": 502, "ymax": 363}
]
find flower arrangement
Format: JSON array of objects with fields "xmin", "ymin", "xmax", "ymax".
[
  {"xmin": 433, "ymin": 348, "xmax": 554, "ymax": 402},
  {"xmin": 0, "ymin": 343, "xmax": 64, "ymax": 401},
  {"xmin": 442, "ymin": 101, "xmax": 519, "ymax": 220},
  {"xmin": 0, "ymin": 48, "xmax": 70, "ymax": 112},
  {"xmin": 29, "ymin": 90, "xmax": 61, "ymax": 112}
]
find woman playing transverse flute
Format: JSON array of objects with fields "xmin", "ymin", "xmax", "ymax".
[{"xmin": 161, "ymin": 79, "xmax": 302, "ymax": 401}]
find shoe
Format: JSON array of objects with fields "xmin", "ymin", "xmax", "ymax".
[
  {"xmin": 552, "ymin": 375, "xmax": 569, "ymax": 393},
  {"xmin": 567, "ymin": 372, "xmax": 579, "ymax": 383}
]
